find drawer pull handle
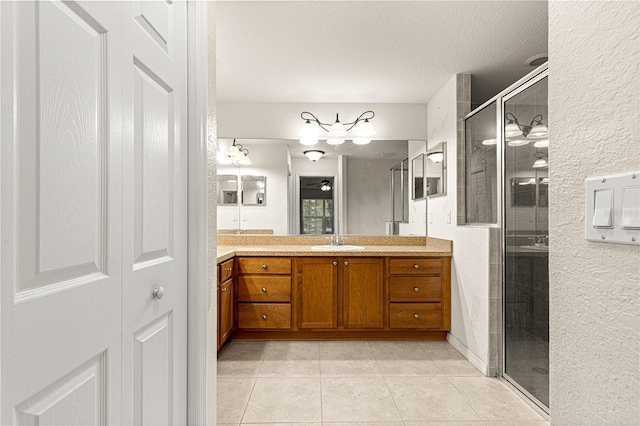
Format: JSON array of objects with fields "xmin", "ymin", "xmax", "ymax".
[
  {"xmin": 227, "ymin": 267, "xmax": 232, "ymax": 272},
  {"xmin": 221, "ymin": 287, "xmax": 227, "ymax": 293},
  {"xmin": 414, "ymin": 287, "xmax": 420, "ymax": 292},
  {"xmin": 414, "ymin": 264, "xmax": 419, "ymax": 269},
  {"xmin": 262, "ymin": 314, "xmax": 267, "ymax": 320},
  {"xmin": 261, "ymin": 287, "xmax": 267, "ymax": 293},
  {"xmin": 262, "ymin": 264, "xmax": 267, "ymax": 270},
  {"xmin": 413, "ymin": 313, "xmax": 420, "ymax": 319},
  {"xmin": 332, "ymin": 261, "xmax": 338, "ymax": 266},
  {"xmin": 344, "ymin": 261, "xmax": 349, "ymax": 266}
]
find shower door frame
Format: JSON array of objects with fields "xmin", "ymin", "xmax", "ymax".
[{"xmin": 500, "ymin": 65, "xmax": 550, "ymax": 413}]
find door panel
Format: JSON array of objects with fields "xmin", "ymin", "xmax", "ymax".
[
  {"xmin": 1, "ymin": 1, "xmax": 122, "ymax": 424},
  {"xmin": 121, "ymin": 1, "xmax": 188, "ymax": 424},
  {"xmin": 298, "ymin": 258, "xmax": 338, "ymax": 329},
  {"xmin": 343, "ymin": 258, "xmax": 384, "ymax": 329}
]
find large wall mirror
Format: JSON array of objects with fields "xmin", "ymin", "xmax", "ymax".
[
  {"xmin": 425, "ymin": 141, "xmax": 446, "ymax": 197},
  {"xmin": 412, "ymin": 154, "xmax": 425, "ymax": 200}
]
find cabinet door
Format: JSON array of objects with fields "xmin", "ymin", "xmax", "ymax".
[
  {"xmin": 343, "ymin": 258, "xmax": 384, "ymax": 329},
  {"xmin": 216, "ymin": 285, "xmax": 222, "ymax": 351},
  {"xmin": 298, "ymin": 258, "xmax": 338, "ymax": 329},
  {"xmin": 220, "ymin": 279, "xmax": 233, "ymax": 345}
]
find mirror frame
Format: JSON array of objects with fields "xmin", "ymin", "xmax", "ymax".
[
  {"xmin": 241, "ymin": 175, "xmax": 267, "ymax": 206},
  {"xmin": 426, "ymin": 141, "xmax": 447, "ymax": 198},
  {"xmin": 217, "ymin": 174, "xmax": 239, "ymax": 206}
]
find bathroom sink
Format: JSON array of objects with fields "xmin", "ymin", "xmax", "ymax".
[
  {"xmin": 311, "ymin": 245, "xmax": 365, "ymax": 251},
  {"xmin": 519, "ymin": 245, "xmax": 549, "ymax": 251}
]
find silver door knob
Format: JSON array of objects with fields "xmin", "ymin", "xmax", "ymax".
[
  {"xmin": 262, "ymin": 314, "xmax": 267, "ymax": 320},
  {"xmin": 344, "ymin": 261, "xmax": 349, "ymax": 266},
  {"xmin": 262, "ymin": 264, "xmax": 267, "ymax": 270},
  {"xmin": 222, "ymin": 287, "xmax": 227, "ymax": 293},
  {"xmin": 261, "ymin": 287, "xmax": 267, "ymax": 293},
  {"xmin": 414, "ymin": 287, "xmax": 420, "ymax": 292},
  {"xmin": 153, "ymin": 287, "xmax": 165, "ymax": 300},
  {"xmin": 413, "ymin": 313, "xmax": 420, "ymax": 319},
  {"xmin": 332, "ymin": 261, "xmax": 338, "ymax": 266},
  {"xmin": 414, "ymin": 264, "xmax": 419, "ymax": 269},
  {"xmin": 226, "ymin": 267, "xmax": 232, "ymax": 272}
]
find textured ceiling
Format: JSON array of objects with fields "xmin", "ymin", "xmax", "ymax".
[{"xmin": 215, "ymin": 1, "xmax": 548, "ymax": 105}]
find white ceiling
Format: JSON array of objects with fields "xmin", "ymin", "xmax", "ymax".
[{"xmin": 215, "ymin": 1, "xmax": 548, "ymax": 105}]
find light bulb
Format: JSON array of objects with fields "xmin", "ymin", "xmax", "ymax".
[
  {"xmin": 534, "ymin": 139, "xmax": 549, "ymax": 148},
  {"xmin": 427, "ymin": 152, "xmax": 444, "ymax": 163},
  {"xmin": 328, "ymin": 114, "xmax": 347, "ymax": 137},
  {"xmin": 217, "ymin": 151, "xmax": 233, "ymax": 165},
  {"xmin": 352, "ymin": 138, "xmax": 371, "ymax": 145},
  {"xmin": 505, "ymin": 121, "xmax": 523, "ymax": 138},
  {"xmin": 507, "ymin": 139, "xmax": 530, "ymax": 147},
  {"xmin": 528, "ymin": 123, "xmax": 548, "ymax": 139},
  {"xmin": 356, "ymin": 119, "xmax": 376, "ymax": 137},
  {"xmin": 482, "ymin": 139, "xmax": 497, "ymax": 146},
  {"xmin": 300, "ymin": 137, "xmax": 318, "ymax": 146},
  {"xmin": 532, "ymin": 158, "xmax": 548, "ymax": 168},
  {"xmin": 300, "ymin": 119, "xmax": 318, "ymax": 138}
]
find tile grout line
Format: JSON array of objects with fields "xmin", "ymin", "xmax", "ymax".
[{"xmin": 238, "ymin": 344, "xmax": 267, "ymax": 425}]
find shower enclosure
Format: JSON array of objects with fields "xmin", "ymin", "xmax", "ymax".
[
  {"xmin": 463, "ymin": 64, "xmax": 549, "ymax": 411},
  {"xmin": 390, "ymin": 158, "xmax": 409, "ymax": 235}
]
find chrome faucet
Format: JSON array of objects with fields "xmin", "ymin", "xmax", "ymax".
[{"xmin": 328, "ymin": 234, "xmax": 346, "ymax": 246}]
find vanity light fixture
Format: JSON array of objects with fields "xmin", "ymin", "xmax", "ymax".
[
  {"xmin": 304, "ymin": 150, "xmax": 325, "ymax": 162},
  {"xmin": 427, "ymin": 151, "xmax": 444, "ymax": 163},
  {"xmin": 320, "ymin": 179, "xmax": 332, "ymax": 192},
  {"xmin": 505, "ymin": 112, "xmax": 548, "ymax": 139},
  {"xmin": 225, "ymin": 139, "xmax": 251, "ymax": 165},
  {"xmin": 534, "ymin": 139, "xmax": 549, "ymax": 148},
  {"xmin": 482, "ymin": 138, "xmax": 497, "ymax": 146},
  {"xmin": 299, "ymin": 111, "xmax": 375, "ymax": 145},
  {"xmin": 532, "ymin": 152, "xmax": 549, "ymax": 168}
]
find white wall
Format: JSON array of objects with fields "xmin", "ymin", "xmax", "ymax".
[
  {"xmin": 217, "ymin": 143, "xmax": 289, "ymax": 234},
  {"xmin": 426, "ymin": 75, "xmax": 490, "ymax": 371},
  {"xmin": 347, "ymin": 158, "xmax": 398, "ymax": 235},
  {"xmin": 217, "ymin": 101, "xmax": 428, "ymax": 140},
  {"xmin": 549, "ymin": 1, "xmax": 640, "ymax": 423}
]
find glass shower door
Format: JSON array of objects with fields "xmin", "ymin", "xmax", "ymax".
[{"xmin": 503, "ymin": 74, "xmax": 549, "ymax": 408}]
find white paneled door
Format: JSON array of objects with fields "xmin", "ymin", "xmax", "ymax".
[{"xmin": 0, "ymin": 1, "xmax": 189, "ymax": 425}]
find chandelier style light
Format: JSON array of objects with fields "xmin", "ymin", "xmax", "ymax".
[
  {"xmin": 225, "ymin": 139, "xmax": 251, "ymax": 165},
  {"xmin": 505, "ymin": 112, "xmax": 549, "ymax": 146},
  {"xmin": 299, "ymin": 111, "xmax": 376, "ymax": 146}
]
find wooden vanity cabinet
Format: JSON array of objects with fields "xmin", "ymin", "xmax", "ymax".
[
  {"xmin": 297, "ymin": 257, "xmax": 384, "ymax": 330},
  {"xmin": 388, "ymin": 257, "xmax": 450, "ymax": 331},
  {"xmin": 217, "ymin": 258, "xmax": 234, "ymax": 351},
  {"xmin": 236, "ymin": 257, "xmax": 292, "ymax": 330}
]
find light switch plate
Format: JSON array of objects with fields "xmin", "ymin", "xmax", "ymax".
[{"xmin": 585, "ymin": 171, "xmax": 639, "ymax": 245}]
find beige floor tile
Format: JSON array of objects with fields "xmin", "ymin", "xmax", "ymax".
[
  {"xmin": 324, "ymin": 423, "xmax": 403, "ymax": 426},
  {"xmin": 321, "ymin": 377, "xmax": 402, "ymax": 423},
  {"xmin": 402, "ymin": 422, "xmax": 485, "ymax": 426},
  {"xmin": 483, "ymin": 422, "xmax": 549, "ymax": 426},
  {"xmin": 267, "ymin": 340, "xmax": 321, "ymax": 350},
  {"xmin": 243, "ymin": 424, "xmax": 321, "ymax": 426},
  {"xmin": 421, "ymin": 347, "xmax": 482, "ymax": 376},
  {"xmin": 224, "ymin": 340, "xmax": 269, "ymax": 350},
  {"xmin": 217, "ymin": 346, "xmax": 266, "ymax": 377},
  {"xmin": 216, "ymin": 377, "xmax": 255, "ymax": 424},
  {"xmin": 368, "ymin": 340, "xmax": 423, "ymax": 350},
  {"xmin": 218, "ymin": 346, "xmax": 267, "ymax": 361},
  {"xmin": 449, "ymin": 377, "xmax": 545, "ymax": 422},
  {"xmin": 320, "ymin": 346, "xmax": 376, "ymax": 361},
  {"xmin": 258, "ymin": 359, "xmax": 321, "ymax": 377},
  {"xmin": 242, "ymin": 377, "xmax": 322, "ymax": 423},
  {"xmin": 385, "ymin": 376, "xmax": 481, "ymax": 422},
  {"xmin": 372, "ymin": 347, "xmax": 430, "ymax": 361},
  {"xmin": 377, "ymin": 359, "xmax": 443, "ymax": 376},
  {"xmin": 320, "ymin": 359, "xmax": 382, "ymax": 377},
  {"xmin": 320, "ymin": 340, "xmax": 371, "ymax": 350},
  {"xmin": 264, "ymin": 347, "xmax": 320, "ymax": 360}
]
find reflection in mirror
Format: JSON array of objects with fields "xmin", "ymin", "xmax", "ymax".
[
  {"xmin": 300, "ymin": 176, "xmax": 334, "ymax": 234},
  {"xmin": 426, "ymin": 142, "xmax": 446, "ymax": 197},
  {"xmin": 511, "ymin": 177, "xmax": 536, "ymax": 206},
  {"xmin": 217, "ymin": 174, "xmax": 238, "ymax": 205},
  {"xmin": 412, "ymin": 154, "xmax": 425, "ymax": 200},
  {"xmin": 242, "ymin": 175, "xmax": 266, "ymax": 206}
]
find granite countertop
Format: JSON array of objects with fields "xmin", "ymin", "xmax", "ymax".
[{"xmin": 216, "ymin": 244, "xmax": 452, "ymax": 263}]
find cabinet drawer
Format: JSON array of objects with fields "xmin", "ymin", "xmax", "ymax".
[
  {"xmin": 389, "ymin": 258, "xmax": 441, "ymax": 275},
  {"xmin": 237, "ymin": 276, "xmax": 291, "ymax": 302},
  {"xmin": 389, "ymin": 276, "xmax": 441, "ymax": 302},
  {"xmin": 219, "ymin": 259, "xmax": 234, "ymax": 283},
  {"xmin": 389, "ymin": 303, "xmax": 442, "ymax": 329},
  {"xmin": 237, "ymin": 257, "xmax": 292, "ymax": 274},
  {"xmin": 238, "ymin": 303, "xmax": 291, "ymax": 329}
]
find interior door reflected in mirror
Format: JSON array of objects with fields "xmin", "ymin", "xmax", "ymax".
[
  {"xmin": 426, "ymin": 141, "xmax": 446, "ymax": 197},
  {"xmin": 412, "ymin": 154, "xmax": 425, "ymax": 200},
  {"xmin": 217, "ymin": 174, "xmax": 238, "ymax": 205},
  {"xmin": 241, "ymin": 175, "xmax": 266, "ymax": 205}
]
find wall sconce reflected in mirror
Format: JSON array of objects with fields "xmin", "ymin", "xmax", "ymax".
[
  {"xmin": 427, "ymin": 151, "xmax": 444, "ymax": 163},
  {"xmin": 532, "ymin": 152, "xmax": 548, "ymax": 168}
]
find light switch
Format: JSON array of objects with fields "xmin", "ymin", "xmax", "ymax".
[
  {"xmin": 621, "ymin": 186, "xmax": 640, "ymax": 229},
  {"xmin": 592, "ymin": 189, "xmax": 613, "ymax": 228},
  {"xmin": 446, "ymin": 211, "xmax": 451, "ymax": 224}
]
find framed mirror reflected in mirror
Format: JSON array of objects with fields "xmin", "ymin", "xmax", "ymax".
[
  {"xmin": 412, "ymin": 154, "xmax": 425, "ymax": 200},
  {"xmin": 241, "ymin": 175, "xmax": 266, "ymax": 206},
  {"xmin": 426, "ymin": 141, "xmax": 446, "ymax": 197},
  {"xmin": 217, "ymin": 174, "xmax": 238, "ymax": 205}
]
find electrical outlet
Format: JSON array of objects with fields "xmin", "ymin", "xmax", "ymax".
[
  {"xmin": 446, "ymin": 211, "xmax": 451, "ymax": 224},
  {"xmin": 428, "ymin": 213, "xmax": 433, "ymax": 224},
  {"xmin": 232, "ymin": 214, "xmax": 238, "ymax": 222}
]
